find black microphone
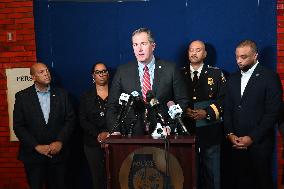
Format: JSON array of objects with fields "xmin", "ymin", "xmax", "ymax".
[
  {"xmin": 119, "ymin": 91, "xmax": 142, "ymax": 125},
  {"xmin": 167, "ymin": 101, "xmax": 190, "ymax": 135},
  {"xmin": 122, "ymin": 91, "xmax": 137, "ymax": 117},
  {"xmin": 109, "ymin": 93, "xmax": 130, "ymax": 134},
  {"xmin": 146, "ymin": 91, "xmax": 167, "ymax": 126},
  {"xmin": 117, "ymin": 93, "xmax": 130, "ymax": 122},
  {"xmin": 131, "ymin": 91, "xmax": 145, "ymax": 113}
]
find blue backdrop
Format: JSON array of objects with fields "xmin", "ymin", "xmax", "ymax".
[
  {"xmin": 34, "ymin": 0, "xmax": 276, "ymax": 100},
  {"xmin": 33, "ymin": 0, "xmax": 277, "ymax": 188}
]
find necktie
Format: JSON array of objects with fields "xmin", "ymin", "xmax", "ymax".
[
  {"xmin": 192, "ymin": 71, "xmax": 199, "ymax": 86},
  {"xmin": 142, "ymin": 66, "xmax": 151, "ymax": 101}
]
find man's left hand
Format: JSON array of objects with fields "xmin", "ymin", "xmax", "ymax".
[
  {"xmin": 49, "ymin": 141, "xmax": 63, "ymax": 155},
  {"xmin": 191, "ymin": 109, "xmax": 207, "ymax": 120},
  {"xmin": 232, "ymin": 136, "xmax": 253, "ymax": 150}
]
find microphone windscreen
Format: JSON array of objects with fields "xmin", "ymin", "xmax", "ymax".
[
  {"xmin": 149, "ymin": 98, "xmax": 159, "ymax": 107},
  {"xmin": 131, "ymin": 91, "xmax": 140, "ymax": 97},
  {"xmin": 167, "ymin": 101, "xmax": 175, "ymax": 108}
]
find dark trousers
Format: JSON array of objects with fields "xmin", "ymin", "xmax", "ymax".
[
  {"xmin": 231, "ymin": 147, "xmax": 274, "ymax": 189},
  {"xmin": 24, "ymin": 161, "xmax": 65, "ymax": 189},
  {"xmin": 84, "ymin": 145, "xmax": 106, "ymax": 189},
  {"xmin": 196, "ymin": 144, "xmax": 220, "ymax": 189}
]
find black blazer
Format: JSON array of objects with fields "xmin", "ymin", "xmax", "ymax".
[
  {"xmin": 224, "ymin": 64, "xmax": 282, "ymax": 148},
  {"xmin": 79, "ymin": 86, "xmax": 108, "ymax": 146},
  {"xmin": 106, "ymin": 59, "xmax": 190, "ymax": 135},
  {"xmin": 13, "ymin": 85, "xmax": 75, "ymax": 163}
]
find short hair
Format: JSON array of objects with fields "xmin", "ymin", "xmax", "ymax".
[
  {"xmin": 30, "ymin": 62, "xmax": 45, "ymax": 75},
  {"xmin": 236, "ymin": 40, "xmax": 258, "ymax": 53},
  {"xmin": 189, "ymin": 40, "xmax": 206, "ymax": 50},
  {"xmin": 91, "ymin": 62, "xmax": 108, "ymax": 74},
  {"xmin": 132, "ymin": 28, "xmax": 155, "ymax": 44}
]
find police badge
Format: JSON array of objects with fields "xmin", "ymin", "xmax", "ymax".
[{"xmin": 208, "ymin": 78, "xmax": 214, "ymax": 85}]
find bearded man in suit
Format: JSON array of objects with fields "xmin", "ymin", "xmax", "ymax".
[
  {"xmin": 13, "ymin": 62, "xmax": 75, "ymax": 189},
  {"xmin": 224, "ymin": 40, "xmax": 282, "ymax": 189}
]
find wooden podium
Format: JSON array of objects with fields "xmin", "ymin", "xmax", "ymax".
[{"xmin": 104, "ymin": 135, "xmax": 196, "ymax": 189}]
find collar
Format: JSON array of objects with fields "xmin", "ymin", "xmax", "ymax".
[
  {"xmin": 35, "ymin": 85, "xmax": 50, "ymax": 93},
  {"xmin": 138, "ymin": 56, "xmax": 155, "ymax": 69},
  {"xmin": 241, "ymin": 61, "xmax": 259, "ymax": 75},
  {"xmin": 190, "ymin": 63, "xmax": 204, "ymax": 74}
]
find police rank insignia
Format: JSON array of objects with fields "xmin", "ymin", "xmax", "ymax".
[{"xmin": 208, "ymin": 78, "xmax": 214, "ymax": 85}]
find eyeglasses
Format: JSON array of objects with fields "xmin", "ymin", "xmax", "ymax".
[{"xmin": 94, "ymin": 70, "xmax": 108, "ymax": 75}]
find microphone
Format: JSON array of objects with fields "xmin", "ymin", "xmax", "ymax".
[
  {"xmin": 109, "ymin": 93, "xmax": 131, "ymax": 134},
  {"xmin": 131, "ymin": 91, "xmax": 145, "ymax": 113},
  {"xmin": 117, "ymin": 93, "xmax": 130, "ymax": 122},
  {"xmin": 167, "ymin": 101, "xmax": 190, "ymax": 135},
  {"xmin": 118, "ymin": 91, "xmax": 142, "ymax": 125},
  {"xmin": 146, "ymin": 91, "xmax": 167, "ymax": 126}
]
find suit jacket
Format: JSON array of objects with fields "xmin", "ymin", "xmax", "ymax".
[
  {"xmin": 183, "ymin": 64, "xmax": 226, "ymax": 147},
  {"xmin": 106, "ymin": 59, "xmax": 190, "ymax": 135},
  {"xmin": 13, "ymin": 85, "xmax": 75, "ymax": 163},
  {"xmin": 79, "ymin": 85, "xmax": 108, "ymax": 147},
  {"xmin": 224, "ymin": 64, "xmax": 282, "ymax": 149}
]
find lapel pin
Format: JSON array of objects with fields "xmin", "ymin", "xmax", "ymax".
[
  {"xmin": 52, "ymin": 94, "xmax": 56, "ymax": 97},
  {"xmin": 256, "ymin": 73, "xmax": 260, "ymax": 77},
  {"xmin": 159, "ymin": 66, "xmax": 162, "ymax": 68}
]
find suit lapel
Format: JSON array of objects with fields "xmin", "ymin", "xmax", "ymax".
[
  {"xmin": 241, "ymin": 64, "xmax": 262, "ymax": 102},
  {"xmin": 48, "ymin": 87, "xmax": 58, "ymax": 125},
  {"xmin": 198, "ymin": 65, "xmax": 207, "ymax": 88},
  {"xmin": 236, "ymin": 72, "xmax": 242, "ymax": 102},
  {"xmin": 29, "ymin": 85, "xmax": 47, "ymax": 125},
  {"xmin": 152, "ymin": 60, "xmax": 161, "ymax": 96},
  {"xmin": 133, "ymin": 62, "xmax": 142, "ymax": 93}
]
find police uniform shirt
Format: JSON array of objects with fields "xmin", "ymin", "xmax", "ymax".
[{"xmin": 189, "ymin": 63, "xmax": 204, "ymax": 80}]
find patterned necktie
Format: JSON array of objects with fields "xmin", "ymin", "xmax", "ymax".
[
  {"xmin": 192, "ymin": 71, "xmax": 199, "ymax": 86},
  {"xmin": 142, "ymin": 65, "xmax": 151, "ymax": 102}
]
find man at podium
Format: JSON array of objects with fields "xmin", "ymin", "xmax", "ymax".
[{"xmin": 103, "ymin": 27, "xmax": 190, "ymax": 137}]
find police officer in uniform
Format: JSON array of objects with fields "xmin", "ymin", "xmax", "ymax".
[{"xmin": 182, "ymin": 40, "xmax": 226, "ymax": 189}]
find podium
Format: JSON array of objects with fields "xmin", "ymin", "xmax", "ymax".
[{"xmin": 104, "ymin": 135, "xmax": 196, "ymax": 189}]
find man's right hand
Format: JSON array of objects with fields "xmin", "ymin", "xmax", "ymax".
[
  {"xmin": 227, "ymin": 134, "xmax": 248, "ymax": 150},
  {"xmin": 186, "ymin": 108, "xmax": 195, "ymax": 118},
  {"xmin": 35, "ymin": 145, "xmax": 52, "ymax": 158}
]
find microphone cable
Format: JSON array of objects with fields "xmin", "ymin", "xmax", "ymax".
[{"xmin": 163, "ymin": 134, "xmax": 172, "ymax": 189}]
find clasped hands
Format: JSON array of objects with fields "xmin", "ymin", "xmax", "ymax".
[
  {"xmin": 35, "ymin": 141, "xmax": 63, "ymax": 158},
  {"xmin": 186, "ymin": 108, "xmax": 207, "ymax": 120},
  {"xmin": 227, "ymin": 134, "xmax": 253, "ymax": 150}
]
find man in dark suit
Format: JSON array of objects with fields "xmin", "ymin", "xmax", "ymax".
[
  {"xmin": 105, "ymin": 27, "xmax": 189, "ymax": 135},
  {"xmin": 13, "ymin": 62, "xmax": 75, "ymax": 189},
  {"xmin": 224, "ymin": 40, "xmax": 282, "ymax": 189},
  {"xmin": 183, "ymin": 40, "xmax": 226, "ymax": 189}
]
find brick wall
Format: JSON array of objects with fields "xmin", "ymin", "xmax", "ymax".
[
  {"xmin": 0, "ymin": 0, "xmax": 36, "ymax": 188},
  {"xmin": 278, "ymin": 1, "xmax": 284, "ymax": 188}
]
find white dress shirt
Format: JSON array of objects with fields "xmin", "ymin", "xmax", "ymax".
[
  {"xmin": 241, "ymin": 61, "xmax": 259, "ymax": 96},
  {"xmin": 190, "ymin": 63, "xmax": 204, "ymax": 80}
]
